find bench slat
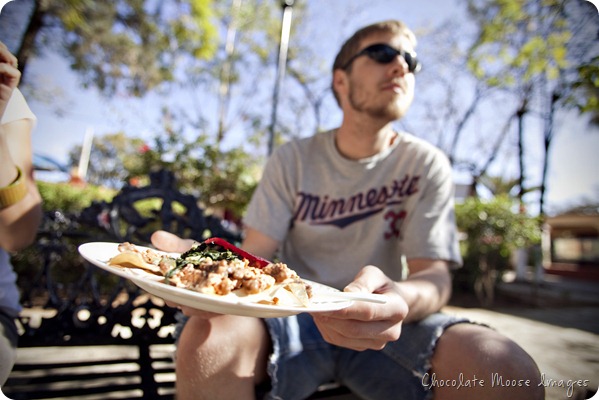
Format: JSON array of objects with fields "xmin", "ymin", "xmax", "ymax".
[
  {"xmin": 4, "ymin": 384, "xmax": 173, "ymax": 400},
  {"xmin": 5, "ymin": 372, "xmax": 175, "ymax": 399}
]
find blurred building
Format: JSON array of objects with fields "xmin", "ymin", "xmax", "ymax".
[{"xmin": 545, "ymin": 207, "xmax": 599, "ymax": 281}]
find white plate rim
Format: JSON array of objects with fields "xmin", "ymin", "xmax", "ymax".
[{"xmin": 78, "ymin": 241, "xmax": 353, "ymax": 318}]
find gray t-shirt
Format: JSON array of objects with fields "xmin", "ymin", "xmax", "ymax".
[{"xmin": 244, "ymin": 130, "xmax": 462, "ymax": 290}]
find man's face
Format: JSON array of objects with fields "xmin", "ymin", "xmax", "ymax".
[{"xmin": 342, "ymin": 32, "xmax": 416, "ymax": 121}]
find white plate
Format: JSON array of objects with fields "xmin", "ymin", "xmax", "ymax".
[{"xmin": 78, "ymin": 242, "xmax": 353, "ymax": 318}]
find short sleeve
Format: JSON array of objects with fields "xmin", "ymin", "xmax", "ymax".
[
  {"xmin": 2, "ymin": 88, "xmax": 37, "ymax": 126},
  {"xmin": 401, "ymin": 151, "xmax": 463, "ymax": 267},
  {"xmin": 243, "ymin": 143, "xmax": 299, "ymax": 242}
]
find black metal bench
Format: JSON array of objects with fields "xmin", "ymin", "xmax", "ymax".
[
  {"xmin": 3, "ymin": 169, "xmax": 356, "ymax": 400},
  {"xmin": 3, "ymin": 169, "xmax": 241, "ymax": 399}
]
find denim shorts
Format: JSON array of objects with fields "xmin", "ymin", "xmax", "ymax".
[
  {"xmin": 173, "ymin": 311, "xmax": 474, "ymax": 400},
  {"xmin": 258, "ymin": 312, "xmax": 472, "ymax": 400}
]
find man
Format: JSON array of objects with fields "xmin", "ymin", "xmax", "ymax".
[{"xmin": 152, "ymin": 20, "xmax": 543, "ymax": 400}]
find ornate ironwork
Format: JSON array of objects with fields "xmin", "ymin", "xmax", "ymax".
[{"xmin": 4, "ymin": 168, "xmax": 241, "ymax": 399}]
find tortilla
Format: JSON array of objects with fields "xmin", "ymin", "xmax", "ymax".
[{"xmin": 108, "ymin": 251, "xmax": 163, "ymax": 274}]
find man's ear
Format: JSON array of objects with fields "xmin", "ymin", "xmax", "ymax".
[{"xmin": 332, "ymin": 69, "xmax": 348, "ymax": 99}]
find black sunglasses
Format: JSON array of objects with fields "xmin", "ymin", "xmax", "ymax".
[{"xmin": 342, "ymin": 43, "xmax": 421, "ymax": 73}]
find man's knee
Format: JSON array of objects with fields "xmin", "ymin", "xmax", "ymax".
[
  {"xmin": 430, "ymin": 323, "xmax": 544, "ymax": 400},
  {"xmin": 176, "ymin": 316, "xmax": 221, "ymax": 380},
  {"xmin": 175, "ymin": 315, "xmax": 270, "ymax": 383}
]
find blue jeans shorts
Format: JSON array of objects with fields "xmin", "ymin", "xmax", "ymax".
[
  {"xmin": 174, "ymin": 312, "xmax": 474, "ymax": 400},
  {"xmin": 258, "ymin": 312, "xmax": 472, "ymax": 400}
]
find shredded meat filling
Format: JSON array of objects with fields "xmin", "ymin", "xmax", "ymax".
[
  {"xmin": 167, "ymin": 256, "xmax": 283, "ymax": 296},
  {"xmin": 111, "ymin": 242, "xmax": 311, "ymax": 300}
]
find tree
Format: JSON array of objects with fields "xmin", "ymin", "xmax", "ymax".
[
  {"xmin": 67, "ymin": 124, "xmax": 262, "ymax": 219},
  {"xmin": 455, "ymin": 195, "xmax": 541, "ymax": 305},
  {"xmin": 3, "ymin": 0, "xmax": 313, "ymax": 215},
  {"xmin": 465, "ymin": 0, "xmax": 599, "ymax": 217},
  {"xmin": 1, "ymin": 0, "xmax": 217, "ymax": 97},
  {"xmin": 400, "ymin": 19, "xmax": 521, "ymax": 200},
  {"xmin": 570, "ymin": 55, "xmax": 599, "ymax": 125},
  {"xmin": 176, "ymin": 0, "xmax": 306, "ymax": 149},
  {"xmin": 132, "ymin": 127, "xmax": 262, "ymax": 219},
  {"xmin": 67, "ymin": 131, "xmax": 147, "ymax": 188}
]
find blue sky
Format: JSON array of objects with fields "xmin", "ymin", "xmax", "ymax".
[{"xmin": 1, "ymin": 0, "xmax": 598, "ymax": 215}]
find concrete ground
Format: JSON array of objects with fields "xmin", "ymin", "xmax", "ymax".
[
  {"xmin": 443, "ymin": 305, "xmax": 599, "ymax": 400},
  {"xmin": 443, "ymin": 272, "xmax": 599, "ymax": 400}
]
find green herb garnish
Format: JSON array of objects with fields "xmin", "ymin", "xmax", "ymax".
[{"xmin": 164, "ymin": 242, "xmax": 242, "ymax": 282}]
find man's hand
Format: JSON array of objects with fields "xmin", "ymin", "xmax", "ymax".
[
  {"xmin": 151, "ymin": 230, "xmax": 196, "ymax": 253},
  {"xmin": 311, "ymin": 266, "xmax": 409, "ymax": 351}
]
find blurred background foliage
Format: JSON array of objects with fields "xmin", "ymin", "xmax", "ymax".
[
  {"xmin": 37, "ymin": 181, "xmax": 116, "ymax": 212},
  {"xmin": 454, "ymin": 195, "xmax": 542, "ymax": 304}
]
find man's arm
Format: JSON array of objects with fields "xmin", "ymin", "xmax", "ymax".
[
  {"xmin": 239, "ymin": 227, "xmax": 279, "ymax": 261},
  {"xmin": 311, "ymin": 260, "xmax": 452, "ymax": 351},
  {"xmin": 242, "ymin": 229, "xmax": 453, "ymax": 323},
  {"xmin": 396, "ymin": 259, "xmax": 452, "ymax": 323},
  {"xmin": 239, "ymin": 228, "xmax": 453, "ymax": 345}
]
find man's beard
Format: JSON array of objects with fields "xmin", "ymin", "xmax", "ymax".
[{"xmin": 348, "ymin": 85, "xmax": 404, "ymax": 120}]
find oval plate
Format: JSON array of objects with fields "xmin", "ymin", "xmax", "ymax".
[{"xmin": 78, "ymin": 241, "xmax": 353, "ymax": 318}]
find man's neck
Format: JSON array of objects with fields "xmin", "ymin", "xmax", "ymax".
[{"xmin": 335, "ymin": 117, "xmax": 398, "ymax": 160}]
